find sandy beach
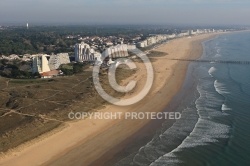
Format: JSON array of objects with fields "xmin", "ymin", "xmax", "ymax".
[{"xmin": 0, "ymin": 33, "xmax": 219, "ymax": 166}]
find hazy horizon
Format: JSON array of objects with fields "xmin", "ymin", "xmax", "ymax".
[{"xmin": 1, "ymin": 0, "xmax": 250, "ymax": 26}]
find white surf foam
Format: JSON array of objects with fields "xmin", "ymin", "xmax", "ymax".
[
  {"xmin": 222, "ymin": 104, "xmax": 232, "ymax": 111},
  {"xmin": 208, "ymin": 67, "xmax": 217, "ymax": 77},
  {"xmin": 214, "ymin": 80, "xmax": 231, "ymax": 95},
  {"xmin": 150, "ymin": 79, "xmax": 230, "ymax": 166}
]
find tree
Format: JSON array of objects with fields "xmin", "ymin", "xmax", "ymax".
[
  {"xmin": 11, "ymin": 69, "xmax": 21, "ymax": 78},
  {"xmin": 73, "ymin": 63, "xmax": 84, "ymax": 73}
]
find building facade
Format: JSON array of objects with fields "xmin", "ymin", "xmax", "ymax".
[
  {"xmin": 48, "ymin": 53, "xmax": 70, "ymax": 70},
  {"xmin": 136, "ymin": 35, "xmax": 168, "ymax": 48},
  {"xmin": 75, "ymin": 42, "xmax": 102, "ymax": 62},
  {"xmin": 102, "ymin": 44, "xmax": 129, "ymax": 59},
  {"xmin": 32, "ymin": 54, "xmax": 50, "ymax": 74},
  {"xmin": 32, "ymin": 53, "xmax": 70, "ymax": 74}
]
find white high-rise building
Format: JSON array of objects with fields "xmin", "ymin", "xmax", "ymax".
[
  {"xmin": 32, "ymin": 54, "xmax": 50, "ymax": 73},
  {"xmin": 137, "ymin": 35, "xmax": 168, "ymax": 48},
  {"xmin": 48, "ymin": 53, "xmax": 70, "ymax": 70},
  {"xmin": 75, "ymin": 42, "xmax": 102, "ymax": 62},
  {"xmin": 102, "ymin": 44, "xmax": 129, "ymax": 60},
  {"xmin": 32, "ymin": 53, "xmax": 70, "ymax": 73}
]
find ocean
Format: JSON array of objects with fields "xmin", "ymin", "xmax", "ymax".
[{"xmin": 114, "ymin": 31, "xmax": 250, "ymax": 166}]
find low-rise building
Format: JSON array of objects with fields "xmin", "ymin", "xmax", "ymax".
[
  {"xmin": 40, "ymin": 70, "xmax": 59, "ymax": 79},
  {"xmin": 137, "ymin": 41, "xmax": 146, "ymax": 48},
  {"xmin": 178, "ymin": 31, "xmax": 189, "ymax": 37},
  {"xmin": 167, "ymin": 34, "xmax": 176, "ymax": 39}
]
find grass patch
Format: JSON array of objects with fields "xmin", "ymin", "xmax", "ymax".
[{"xmin": 0, "ymin": 66, "xmax": 136, "ymax": 152}]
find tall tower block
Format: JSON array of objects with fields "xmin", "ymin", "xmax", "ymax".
[{"xmin": 26, "ymin": 22, "xmax": 29, "ymax": 29}]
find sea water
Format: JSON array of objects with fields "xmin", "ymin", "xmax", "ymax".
[{"xmin": 115, "ymin": 31, "xmax": 250, "ymax": 166}]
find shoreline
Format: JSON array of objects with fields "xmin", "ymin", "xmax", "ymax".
[
  {"xmin": 89, "ymin": 34, "xmax": 221, "ymax": 166},
  {"xmin": 0, "ymin": 33, "xmax": 222, "ymax": 166}
]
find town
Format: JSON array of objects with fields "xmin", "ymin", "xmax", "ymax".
[{"xmin": 0, "ymin": 26, "xmax": 234, "ymax": 79}]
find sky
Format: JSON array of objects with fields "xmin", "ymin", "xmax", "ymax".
[{"xmin": 0, "ymin": 0, "xmax": 250, "ymax": 26}]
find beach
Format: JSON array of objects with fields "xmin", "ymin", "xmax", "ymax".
[{"xmin": 0, "ymin": 33, "xmax": 219, "ymax": 166}]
